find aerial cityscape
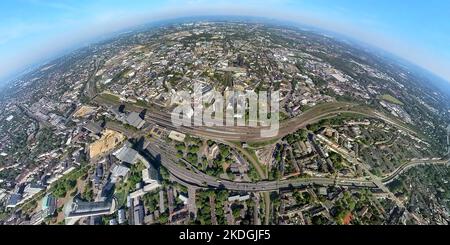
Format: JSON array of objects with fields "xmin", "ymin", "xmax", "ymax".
[{"xmin": 0, "ymin": 1, "xmax": 450, "ymax": 228}]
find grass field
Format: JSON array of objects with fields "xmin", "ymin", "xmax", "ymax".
[
  {"xmin": 379, "ymin": 94, "xmax": 404, "ymax": 105},
  {"xmin": 247, "ymin": 138, "xmax": 279, "ymax": 148},
  {"xmin": 99, "ymin": 92, "xmax": 121, "ymax": 103}
]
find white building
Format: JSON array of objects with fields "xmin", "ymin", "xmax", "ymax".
[{"xmin": 169, "ymin": 131, "xmax": 186, "ymax": 142}]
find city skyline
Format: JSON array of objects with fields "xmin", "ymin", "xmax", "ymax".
[
  {"xmin": 0, "ymin": 0, "xmax": 450, "ymax": 86},
  {"xmin": 1, "ymin": 17, "xmax": 450, "ymax": 227}
]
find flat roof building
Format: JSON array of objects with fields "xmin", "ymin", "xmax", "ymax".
[
  {"xmin": 6, "ymin": 193, "xmax": 22, "ymax": 208},
  {"xmin": 41, "ymin": 194, "xmax": 57, "ymax": 217},
  {"xmin": 142, "ymin": 167, "xmax": 159, "ymax": 184},
  {"xmin": 113, "ymin": 145, "xmax": 139, "ymax": 164},
  {"xmin": 126, "ymin": 112, "xmax": 146, "ymax": 129},
  {"xmin": 24, "ymin": 183, "xmax": 44, "ymax": 196},
  {"xmin": 169, "ymin": 131, "xmax": 186, "ymax": 142},
  {"xmin": 228, "ymin": 194, "xmax": 251, "ymax": 202},
  {"xmin": 110, "ymin": 164, "xmax": 130, "ymax": 182},
  {"xmin": 83, "ymin": 122, "xmax": 103, "ymax": 135},
  {"xmin": 64, "ymin": 196, "xmax": 116, "ymax": 220}
]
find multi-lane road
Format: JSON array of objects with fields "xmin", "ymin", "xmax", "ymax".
[
  {"xmin": 382, "ymin": 158, "xmax": 450, "ymax": 184},
  {"xmin": 92, "ymin": 92, "xmax": 450, "ymax": 227},
  {"xmin": 93, "ymin": 90, "xmax": 450, "ymax": 207},
  {"xmin": 96, "ymin": 96, "xmax": 448, "ymax": 193},
  {"xmin": 80, "ymin": 65, "xmax": 450, "ymax": 225},
  {"xmin": 145, "ymin": 136, "xmax": 448, "ymax": 192},
  {"xmin": 144, "ymin": 138, "xmax": 378, "ymax": 192}
]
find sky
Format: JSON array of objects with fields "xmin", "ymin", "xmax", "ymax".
[{"xmin": 0, "ymin": 0, "xmax": 449, "ymax": 84}]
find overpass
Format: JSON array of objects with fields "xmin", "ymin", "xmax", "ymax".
[
  {"xmin": 143, "ymin": 138, "xmax": 377, "ymax": 192},
  {"xmin": 382, "ymin": 159, "xmax": 450, "ymax": 184}
]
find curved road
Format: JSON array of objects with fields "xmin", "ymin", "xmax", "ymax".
[
  {"xmin": 99, "ymin": 99, "xmax": 448, "ymax": 192},
  {"xmin": 144, "ymin": 138, "xmax": 377, "ymax": 191},
  {"xmin": 86, "ymin": 69, "xmax": 448, "ymax": 223},
  {"xmin": 382, "ymin": 159, "xmax": 450, "ymax": 184}
]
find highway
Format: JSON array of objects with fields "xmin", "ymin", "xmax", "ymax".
[
  {"xmin": 382, "ymin": 158, "xmax": 450, "ymax": 184},
  {"xmin": 315, "ymin": 132, "xmax": 450, "ymax": 185},
  {"xmin": 315, "ymin": 133, "xmax": 436, "ymax": 215},
  {"xmin": 41, "ymin": 62, "xmax": 446, "ymax": 225},
  {"xmin": 142, "ymin": 137, "xmax": 378, "ymax": 192},
  {"xmin": 100, "ymin": 107, "xmax": 448, "ymax": 193},
  {"xmin": 93, "ymin": 88, "xmax": 449, "ymax": 219},
  {"xmin": 100, "ymin": 120, "xmax": 379, "ymax": 192}
]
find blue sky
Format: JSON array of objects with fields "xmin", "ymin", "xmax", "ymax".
[{"xmin": 0, "ymin": 0, "xmax": 449, "ymax": 83}]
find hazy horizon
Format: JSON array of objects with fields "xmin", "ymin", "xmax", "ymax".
[{"xmin": 1, "ymin": 0, "xmax": 450, "ymax": 85}]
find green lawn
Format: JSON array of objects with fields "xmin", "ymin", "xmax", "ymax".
[
  {"xmin": 379, "ymin": 94, "xmax": 404, "ymax": 106},
  {"xmin": 99, "ymin": 93, "xmax": 121, "ymax": 103},
  {"xmin": 247, "ymin": 138, "xmax": 279, "ymax": 148}
]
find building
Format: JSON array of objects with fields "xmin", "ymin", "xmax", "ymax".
[
  {"xmin": 208, "ymin": 144, "xmax": 219, "ymax": 159},
  {"xmin": 83, "ymin": 122, "xmax": 103, "ymax": 135},
  {"xmin": 89, "ymin": 216, "xmax": 102, "ymax": 225},
  {"xmin": 447, "ymin": 124, "xmax": 450, "ymax": 156},
  {"xmin": 142, "ymin": 167, "xmax": 159, "ymax": 184},
  {"xmin": 126, "ymin": 112, "xmax": 146, "ymax": 129},
  {"xmin": 318, "ymin": 187, "xmax": 328, "ymax": 196},
  {"xmin": 117, "ymin": 209, "xmax": 127, "ymax": 224},
  {"xmin": 109, "ymin": 107, "xmax": 126, "ymax": 122},
  {"xmin": 64, "ymin": 196, "xmax": 116, "ymax": 221},
  {"xmin": 133, "ymin": 205, "xmax": 145, "ymax": 225},
  {"xmin": 178, "ymin": 194, "xmax": 188, "ymax": 205},
  {"xmin": 168, "ymin": 131, "xmax": 186, "ymax": 142},
  {"xmin": 30, "ymin": 210, "xmax": 45, "ymax": 225},
  {"xmin": 6, "ymin": 193, "xmax": 23, "ymax": 208},
  {"xmin": 24, "ymin": 183, "xmax": 44, "ymax": 196},
  {"xmin": 110, "ymin": 164, "xmax": 130, "ymax": 182},
  {"xmin": 46, "ymin": 166, "xmax": 77, "ymax": 185},
  {"xmin": 309, "ymin": 134, "xmax": 329, "ymax": 158},
  {"xmin": 113, "ymin": 145, "xmax": 139, "ymax": 164},
  {"xmin": 93, "ymin": 163, "xmax": 104, "ymax": 186},
  {"xmin": 129, "ymin": 181, "xmax": 161, "ymax": 199},
  {"xmin": 114, "ymin": 143, "xmax": 153, "ymax": 168},
  {"xmin": 41, "ymin": 194, "xmax": 57, "ymax": 217},
  {"xmin": 0, "ymin": 189, "xmax": 6, "ymax": 202},
  {"xmin": 144, "ymin": 214, "xmax": 155, "ymax": 225},
  {"xmin": 228, "ymin": 194, "xmax": 251, "ymax": 202}
]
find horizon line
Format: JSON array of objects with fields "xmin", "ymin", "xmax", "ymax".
[{"xmin": 2, "ymin": 14, "xmax": 450, "ymax": 89}]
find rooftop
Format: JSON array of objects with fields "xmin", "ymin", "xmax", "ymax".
[{"xmin": 113, "ymin": 145, "xmax": 139, "ymax": 164}]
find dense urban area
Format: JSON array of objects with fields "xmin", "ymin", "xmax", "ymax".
[{"xmin": 0, "ymin": 20, "xmax": 449, "ymax": 225}]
